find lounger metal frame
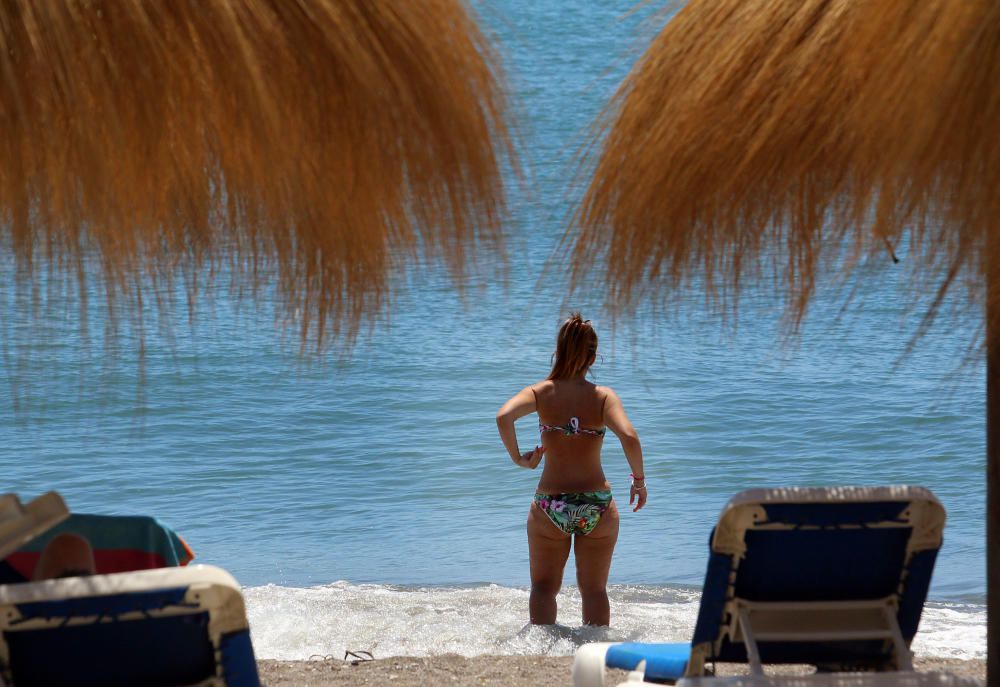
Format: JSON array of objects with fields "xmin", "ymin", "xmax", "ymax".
[{"xmin": 732, "ymin": 598, "xmax": 913, "ymax": 675}]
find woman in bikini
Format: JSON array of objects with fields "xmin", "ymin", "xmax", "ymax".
[{"xmin": 496, "ymin": 313, "xmax": 646, "ymax": 626}]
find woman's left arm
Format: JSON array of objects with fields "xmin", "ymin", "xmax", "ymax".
[{"xmin": 496, "ymin": 386, "xmax": 546, "ymax": 469}]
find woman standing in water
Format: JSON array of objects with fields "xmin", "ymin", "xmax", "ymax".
[{"xmin": 496, "ymin": 314, "xmax": 646, "ymax": 626}]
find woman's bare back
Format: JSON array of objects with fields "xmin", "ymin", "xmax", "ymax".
[{"xmin": 533, "ymin": 378, "xmax": 609, "ymax": 493}]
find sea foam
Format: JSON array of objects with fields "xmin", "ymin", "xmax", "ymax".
[{"xmin": 244, "ymin": 582, "xmax": 985, "ymax": 661}]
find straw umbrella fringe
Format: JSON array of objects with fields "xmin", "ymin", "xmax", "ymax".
[
  {"xmin": 0, "ymin": 0, "xmax": 513, "ymax": 348},
  {"xmin": 570, "ymin": 0, "xmax": 998, "ymax": 681},
  {"xmin": 573, "ymin": 0, "xmax": 998, "ymax": 328}
]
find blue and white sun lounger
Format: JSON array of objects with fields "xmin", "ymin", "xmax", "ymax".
[
  {"xmin": 0, "ymin": 495, "xmax": 261, "ymax": 687},
  {"xmin": 0, "ymin": 564, "xmax": 260, "ymax": 686},
  {"xmin": 573, "ymin": 486, "xmax": 962, "ymax": 687}
]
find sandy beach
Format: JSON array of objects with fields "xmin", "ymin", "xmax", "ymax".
[{"xmin": 257, "ymin": 655, "xmax": 985, "ymax": 686}]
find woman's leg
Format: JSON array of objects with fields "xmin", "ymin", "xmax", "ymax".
[
  {"xmin": 527, "ymin": 502, "xmax": 572, "ymax": 624},
  {"xmin": 574, "ymin": 501, "xmax": 619, "ymax": 626}
]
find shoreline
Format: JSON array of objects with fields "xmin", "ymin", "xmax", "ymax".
[{"xmin": 257, "ymin": 655, "xmax": 986, "ymax": 686}]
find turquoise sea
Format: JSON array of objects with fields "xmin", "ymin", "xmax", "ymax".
[{"xmin": 0, "ymin": 0, "xmax": 986, "ymax": 660}]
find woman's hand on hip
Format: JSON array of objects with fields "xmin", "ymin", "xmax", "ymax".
[
  {"xmin": 517, "ymin": 445, "xmax": 546, "ymax": 469},
  {"xmin": 629, "ymin": 482, "xmax": 648, "ymax": 512}
]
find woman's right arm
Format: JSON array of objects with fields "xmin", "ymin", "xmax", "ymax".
[
  {"xmin": 603, "ymin": 388, "xmax": 647, "ymax": 512},
  {"xmin": 496, "ymin": 386, "xmax": 546, "ymax": 469}
]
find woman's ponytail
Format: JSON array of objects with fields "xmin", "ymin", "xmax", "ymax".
[{"xmin": 547, "ymin": 313, "xmax": 598, "ymax": 380}]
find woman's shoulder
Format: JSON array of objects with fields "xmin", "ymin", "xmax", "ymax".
[
  {"xmin": 531, "ymin": 379, "xmax": 555, "ymax": 395},
  {"xmin": 595, "ymin": 385, "xmax": 620, "ymax": 402}
]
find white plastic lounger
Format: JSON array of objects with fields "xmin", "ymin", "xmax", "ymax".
[
  {"xmin": 0, "ymin": 563, "xmax": 261, "ymax": 686},
  {"xmin": 573, "ymin": 486, "xmax": 979, "ymax": 687}
]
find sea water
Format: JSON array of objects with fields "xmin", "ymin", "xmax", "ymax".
[{"xmin": 0, "ymin": 0, "xmax": 986, "ymax": 662}]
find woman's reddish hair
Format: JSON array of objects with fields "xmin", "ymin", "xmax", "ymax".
[{"xmin": 547, "ymin": 313, "xmax": 598, "ymax": 380}]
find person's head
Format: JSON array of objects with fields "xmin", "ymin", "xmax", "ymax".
[
  {"xmin": 32, "ymin": 533, "xmax": 96, "ymax": 581},
  {"xmin": 547, "ymin": 313, "xmax": 598, "ymax": 380}
]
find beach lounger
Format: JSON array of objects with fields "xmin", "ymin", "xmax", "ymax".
[
  {"xmin": 573, "ymin": 486, "xmax": 974, "ymax": 687},
  {"xmin": 0, "ymin": 564, "xmax": 261, "ymax": 686}
]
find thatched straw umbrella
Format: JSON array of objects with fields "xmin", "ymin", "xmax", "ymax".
[
  {"xmin": 570, "ymin": 0, "xmax": 998, "ymax": 681},
  {"xmin": 0, "ymin": 0, "xmax": 512, "ymax": 349}
]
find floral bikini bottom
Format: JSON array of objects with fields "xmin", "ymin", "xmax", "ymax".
[{"xmin": 533, "ymin": 490, "xmax": 613, "ymax": 536}]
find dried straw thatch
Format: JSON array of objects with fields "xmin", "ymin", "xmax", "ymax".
[
  {"xmin": 571, "ymin": 0, "xmax": 999, "ymax": 336},
  {"xmin": 571, "ymin": 1, "xmax": 999, "ymax": 681},
  {"xmin": 0, "ymin": 0, "xmax": 513, "ymax": 348}
]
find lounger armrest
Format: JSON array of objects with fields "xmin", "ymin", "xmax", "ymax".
[
  {"xmin": 574, "ymin": 642, "xmax": 692, "ymax": 687},
  {"xmin": 609, "ymin": 643, "xmax": 691, "ymax": 683}
]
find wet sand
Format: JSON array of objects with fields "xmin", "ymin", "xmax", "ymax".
[{"xmin": 257, "ymin": 655, "xmax": 985, "ymax": 686}]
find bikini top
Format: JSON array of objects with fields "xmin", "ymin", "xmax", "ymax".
[{"xmin": 538, "ymin": 416, "xmax": 606, "ymax": 438}]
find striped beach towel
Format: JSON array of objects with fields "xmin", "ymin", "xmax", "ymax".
[{"xmin": 0, "ymin": 513, "xmax": 194, "ymax": 583}]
